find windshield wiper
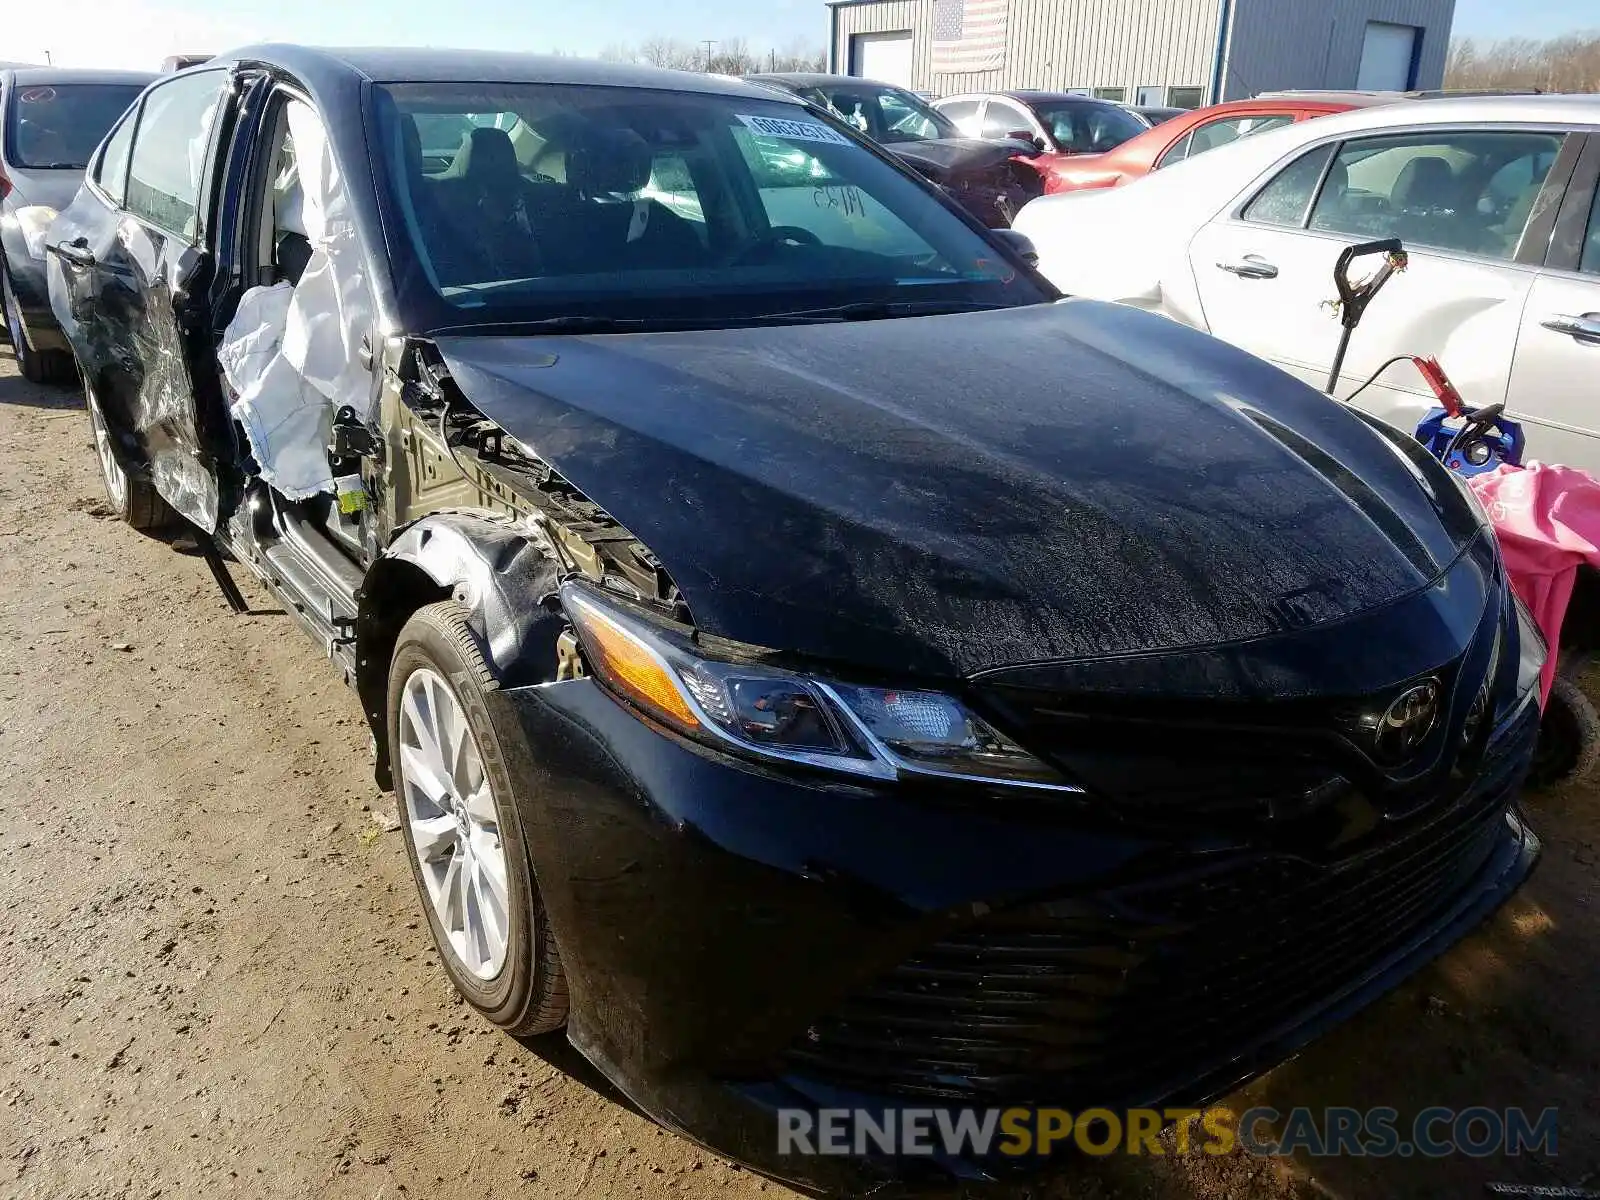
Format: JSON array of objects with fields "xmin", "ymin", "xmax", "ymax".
[
  {"xmin": 757, "ymin": 299, "xmax": 1013, "ymax": 323},
  {"xmin": 432, "ymin": 302, "xmax": 1013, "ymax": 338}
]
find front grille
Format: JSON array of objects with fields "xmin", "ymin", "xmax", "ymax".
[{"xmin": 785, "ymin": 711, "xmax": 1533, "ymax": 1105}]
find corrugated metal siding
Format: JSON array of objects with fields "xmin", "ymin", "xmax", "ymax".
[
  {"xmin": 830, "ymin": 0, "xmax": 1454, "ymax": 101},
  {"xmin": 1211, "ymin": 0, "xmax": 1454, "ymax": 99},
  {"xmin": 831, "ymin": 0, "xmax": 1222, "ymax": 97}
]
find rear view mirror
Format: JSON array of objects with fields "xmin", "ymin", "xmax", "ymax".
[{"xmin": 992, "ymin": 228, "xmax": 1039, "ymax": 268}]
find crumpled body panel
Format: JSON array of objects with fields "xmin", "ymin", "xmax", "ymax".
[{"xmin": 118, "ymin": 222, "xmax": 221, "ymax": 529}]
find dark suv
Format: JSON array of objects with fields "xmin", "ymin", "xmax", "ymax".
[
  {"xmin": 0, "ymin": 67, "xmax": 153, "ymax": 382},
  {"xmin": 47, "ymin": 46, "xmax": 1542, "ymax": 1193}
]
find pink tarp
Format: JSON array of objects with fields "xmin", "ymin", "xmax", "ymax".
[{"xmin": 1470, "ymin": 462, "xmax": 1600, "ymax": 705}]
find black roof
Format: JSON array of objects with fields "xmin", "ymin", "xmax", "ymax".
[
  {"xmin": 749, "ymin": 72, "xmax": 902, "ymax": 90},
  {"xmin": 0, "ymin": 68, "xmax": 156, "ymax": 87},
  {"xmin": 224, "ymin": 44, "xmax": 785, "ymax": 98},
  {"xmin": 1005, "ymin": 90, "xmax": 1125, "ymax": 104}
]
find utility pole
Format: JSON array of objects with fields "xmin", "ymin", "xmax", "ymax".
[
  {"xmin": 44, "ymin": 50, "xmax": 53, "ymax": 65},
  {"xmin": 700, "ymin": 39, "xmax": 717, "ymax": 72}
]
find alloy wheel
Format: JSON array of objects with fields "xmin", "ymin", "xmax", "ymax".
[
  {"xmin": 85, "ymin": 381, "xmax": 130, "ymax": 512},
  {"xmin": 397, "ymin": 667, "xmax": 512, "ymax": 980}
]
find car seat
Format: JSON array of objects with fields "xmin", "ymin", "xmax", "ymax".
[
  {"xmin": 274, "ymin": 174, "xmax": 313, "ymax": 286},
  {"xmin": 433, "ymin": 126, "xmax": 546, "ymax": 283},
  {"xmin": 561, "ymin": 127, "xmax": 707, "ymax": 271},
  {"xmin": 1389, "ymin": 155, "xmax": 1491, "ymax": 254}
]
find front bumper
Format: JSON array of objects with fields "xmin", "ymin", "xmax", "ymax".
[{"xmin": 489, "ymin": 674, "xmax": 1540, "ymax": 1194}]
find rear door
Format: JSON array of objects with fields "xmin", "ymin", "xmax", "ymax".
[
  {"xmin": 1188, "ymin": 126, "xmax": 1577, "ymax": 436},
  {"xmin": 1505, "ymin": 134, "xmax": 1600, "ymax": 472},
  {"xmin": 52, "ymin": 67, "xmax": 236, "ymax": 530},
  {"xmin": 1155, "ymin": 110, "xmax": 1298, "ymax": 171}
]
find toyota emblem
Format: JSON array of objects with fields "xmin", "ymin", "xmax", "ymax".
[{"xmin": 1374, "ymin": 681, "xmax": 1440, "ymax": 763}]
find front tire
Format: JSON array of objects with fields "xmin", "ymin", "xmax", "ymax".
[
  {"xmin": 1, "ymin": 262, "xmax": 74, "ymax": 386},
  {"xmin": 85, "ymin": 373, "xmax": 174, "ymax": 534},
  {"xmin": 1528, "ymin": 676, "xmax": 1600, "ymax": 790},
  {"xmin": 388, "ymin": 602, "xmax": 568, "ymax": 1035}
]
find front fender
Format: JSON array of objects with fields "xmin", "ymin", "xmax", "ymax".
[{"xmin": 355, "ymin": 511, "xmax": 565, "ymax": 782}]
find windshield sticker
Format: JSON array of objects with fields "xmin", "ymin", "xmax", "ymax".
[{"xmin": 737, "ymin": 114, "xmax": 852, "ymax": 146}]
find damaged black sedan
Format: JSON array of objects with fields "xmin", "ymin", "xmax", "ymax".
[
  {"xmin": 48, "ymin": 48, "xmax": 1541, "ymax": 1193},
  {"xmin": 748, "ymin": 72, "xmax": 1043, "ymax": 227}
]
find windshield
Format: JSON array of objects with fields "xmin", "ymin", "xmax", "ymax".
[
  {"xmin": 800, "ymin": 83, "xmax": 959, "ymax": 144},
  {"xmin": 3, "ymin": 83, "xmax": 145, "ymax": 170},
  {"xmin": 1031, "ymin": 101, "xmax": 1148, "ymax": 153},
  {"xmin": 373, "ymin": 83, "xmax": 1046, "ymax": 326}
]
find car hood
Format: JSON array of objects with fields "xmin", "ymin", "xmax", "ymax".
[
  {"xmin": 435, "ymin": 301, "xmax": 1477, "ymax": 681},
  {"xmin": 889, "ymin": 137, "xmax": 1035, "ymax": 177}
]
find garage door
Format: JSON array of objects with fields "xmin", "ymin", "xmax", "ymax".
[
  {"xmin": 1357, "ymin": 22, "xmax": 1419, "ymax": 91},
  {"xmin": 851, "ymin": 31, "xmax": 914, "ymax": 87}
]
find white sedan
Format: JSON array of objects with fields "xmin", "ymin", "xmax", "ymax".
[{"xmin": 1013, "ymin": 95, "xmax": 1600, "ymax": 472}]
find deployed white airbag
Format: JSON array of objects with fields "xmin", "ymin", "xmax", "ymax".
[{"xmin": 219, "ymin": 100, "xmax": 374, "ymax": 500}]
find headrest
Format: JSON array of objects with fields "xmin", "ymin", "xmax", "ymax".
[
  {"xmin": 275, "ymin": 177, "xmax": 307, "ymax": 237},
  {"xmin": 1392, "ymin": 156, "xmax": 1456, "ymax": 209},
  {"xmin": 454, "ymin": 126, "xmax": 522, "ymax": 188},
  {"xmin": 564, "ymin": 126, "xmax": 652, "ymax": 198}
]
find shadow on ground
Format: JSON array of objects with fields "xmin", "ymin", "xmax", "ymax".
[{"xmin": 0, "ymin": 352, "xmax": 80, "ymax": 409}]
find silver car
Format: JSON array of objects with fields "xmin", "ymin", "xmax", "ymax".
[{"xmin": 1, "ymin": 68, "xmax": 153, "ymax": 383}]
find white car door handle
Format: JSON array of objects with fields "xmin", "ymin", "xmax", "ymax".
[
  {"xmin": 1541, "ymin": 313, "xmax": 1600, "ymax": 344},
  {"xmin": 1217, "ymin": 256, "xmax": 1279, "ymax": 280}
]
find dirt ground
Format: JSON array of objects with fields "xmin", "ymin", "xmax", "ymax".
[{"xmin": 0, "ymin": 351, "xmax": 1595, "ymax": 1200}]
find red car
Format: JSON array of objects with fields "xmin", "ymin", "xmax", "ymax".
[{"xmin": 1041, "ymin": 96, "xmax": 1391, "ymax": 194}]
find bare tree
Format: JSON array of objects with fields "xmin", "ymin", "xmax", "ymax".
[
  {"xmin": 1445, "ymin": 32, "xmax": 1600, "ymax": 93},
  {"xmin": 637, "ymin": 36, "xmax": 698, "ymax": 71},
  {"xmin": 598, "ymin": 35, "xmax": 825, "ymax": 76}
]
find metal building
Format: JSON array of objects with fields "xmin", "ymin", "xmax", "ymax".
[{"xmin": 826, "ymin": 0, "xmax": 1456, "ymax": 106}]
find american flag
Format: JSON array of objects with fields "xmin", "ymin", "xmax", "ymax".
[{"xmin": 931, "ymin": 0, "xmax": 1010, "ymax": 74}]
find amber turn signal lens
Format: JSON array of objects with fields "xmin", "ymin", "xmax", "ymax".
[{"xmin": 567, "ymin": 594, "xmax": 702, "ymax": 731}]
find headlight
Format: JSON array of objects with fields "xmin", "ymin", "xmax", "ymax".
[
  {"xmin": 560, "ymin": 583, "xmax": 1072, "ymax": 790},
  {"xmin": 1512, "ymin": 595, "xmax": 1547, "ymax": 704},
  {"xmin": 14, "ymin": 206, "xmax": 59, "ymax": 260}
]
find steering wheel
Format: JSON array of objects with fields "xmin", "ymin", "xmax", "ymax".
[{"xmin": 728, "ymin": 225, "xmax": 821, "ymax": 265}]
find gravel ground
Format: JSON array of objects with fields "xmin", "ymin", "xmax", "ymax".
[{"xmin": 0, "ymin": 351, "xmax": 1595, "ymax": 1200}]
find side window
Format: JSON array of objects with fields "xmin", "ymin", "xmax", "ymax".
[
  {"xmin": 124, "ymin": 70, "xmax": 230, "ymax": 240},
  {"xmin": 1308, "ymin": 131, "xmax": 1565, "ymax": 261},
  {"xmin": 981, "ymin": 101, "xmax": 1032, "ymax": 140},
  {"xmin": 939, "ymin": 99, "xmax": 981, "ymax": 138},
  {"xmin": 1188, "ymin": 114, "xmax": 1294, "ymax": 159},
  {"xmin": 93, "ymin": 106, "xmax": 138, "ymax": 206},
  {"xmin": 1242, "ymin": 144, "xmax": 1335, "ymax": 227},
  {"xmin": 878, "ymin": 93, "xmax": 940, "ymax": 141},
  {"xmin": 1582, "ymin": 183, "xmax": 1600, "ymax": 276},
  {"xmin": 1157, "ymin": 131, "xmax": 1194, "ymax": 169}
]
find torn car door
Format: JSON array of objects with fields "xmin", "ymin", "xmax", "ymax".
[{"xmin": 78, "ymin": 68, "xmax": 236, "ymax": 530}]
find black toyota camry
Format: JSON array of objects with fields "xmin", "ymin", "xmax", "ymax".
[{"xmin": 46, "ymin": 46, "xmax": 1541, "ymax": 1192}]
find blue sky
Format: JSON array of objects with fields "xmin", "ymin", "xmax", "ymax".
[{"xmin": 8, "ymin": 0, "xmax": 1597, "ymax": 70}]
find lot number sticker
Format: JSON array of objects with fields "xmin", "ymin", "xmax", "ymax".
[{"xmin": 737, "ymin": 114, "xmax": 852, "ymax": 146}]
